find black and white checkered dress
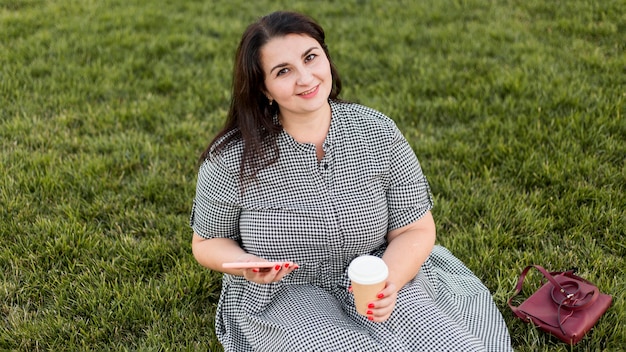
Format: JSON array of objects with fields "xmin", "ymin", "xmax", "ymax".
[{"xmin": 191, "ymin": 101, "xmax": 512, "ymax": 351}]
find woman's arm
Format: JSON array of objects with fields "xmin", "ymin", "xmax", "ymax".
[
  {"xmin": 191, "ymin": 234, "xmax": 252, "ymax": 275},
  {"xmin": 382, "ymin": 210, "xmax": 436, "ymax": 288},
  {"xmin": 366, "ymin": 211, "xmax": 436, "ymax": 322},
  {"xmin": 191, "ymin": 233, "xmax": 298, "ymax": 282}
]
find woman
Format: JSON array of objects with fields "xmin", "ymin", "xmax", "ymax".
[{"xmin": 190, "ymin": 11, "xmax": 512, "ymax": 351}]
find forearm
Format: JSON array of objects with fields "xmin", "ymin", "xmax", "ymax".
[
  {"xmin": 382, "ymin": 211, "xmax": 436, "ymax": 290},
  {"xmin": 191, "ymin": 234, "xmax": 254, "ymax": 276}
]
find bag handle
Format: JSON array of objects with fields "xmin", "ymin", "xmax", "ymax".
[
  {"xmin": 550, "ymin": 278, "xmax": 599, "ymax": 310},
  {"xmin": 508, "ymin": 265, "xmax": 600, "ymax": 314},
  {"xmin": 508, "ymin": 265, "xmax": 572, "ymax": 316}
]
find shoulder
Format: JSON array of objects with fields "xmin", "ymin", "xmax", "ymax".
[
  {"xmin": 202, "ymin": 131, "xmax": 243, "ymax": 177},
  {"xmin": 331, "ymin": 100, "xmax": 399, "ymax": 134}
]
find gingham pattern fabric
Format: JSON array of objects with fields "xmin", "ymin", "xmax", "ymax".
[{"xmin": 190, "ymin": 101, "xmax": 513, "ymax": 351}]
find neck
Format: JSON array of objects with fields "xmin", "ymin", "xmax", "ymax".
[{"xmin": 279, "ymin": 103, "xmax": 331, "ymax": 145}]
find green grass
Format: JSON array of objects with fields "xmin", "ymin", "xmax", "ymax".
[{"xmin": 1, "ymin": 0, "xmax": 624, "ymax": 351}]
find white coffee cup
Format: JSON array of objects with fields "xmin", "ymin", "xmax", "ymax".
[{"xmin": 348, "ymin": 255, "xmax": 389, "ymax": 316}]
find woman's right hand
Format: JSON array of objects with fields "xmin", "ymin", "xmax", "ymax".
[
  {"xmin": 242, "ymin": 261, "xmax": 299, "ymax": 284},
  {"xmin": 236, "ymin": 254, "xmax": 299, "ymax": 284}
]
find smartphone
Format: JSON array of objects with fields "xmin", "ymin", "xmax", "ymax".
[{"xmin": 222, "ymin": 261, "xmax": 283, "ymax": 269}]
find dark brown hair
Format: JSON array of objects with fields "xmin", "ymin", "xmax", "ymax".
[{"xmin": 200, "ymin": 11, "xmax": 342, "ymax": 184}]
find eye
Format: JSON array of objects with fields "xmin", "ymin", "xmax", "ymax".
[
  {"xmin": 276, "ymin": 68, "xmax": 289, "ymax": 77},
  {"xmin": 304, "ymin": 53, "xmax": 317, "ymax": 63}
]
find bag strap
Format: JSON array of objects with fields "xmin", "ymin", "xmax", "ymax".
[
  {"xmin": 553, "ymin": 278, "xmax": 600, "ymax": 336},
  {"xmin": 508, "ymin": 265, "xmax": 570, "ymax": 317},
  {"xmin": 509, "ymin": 265, "xmax": 601, "ymax": 320},
  {"xmin": 551, "ymin": 279, "xmax": 600, "ymax": 310}
]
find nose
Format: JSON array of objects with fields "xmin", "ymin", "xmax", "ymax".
[{"xmin": 296, "ymin": 67, "xmax": 314, "ymax": 85}]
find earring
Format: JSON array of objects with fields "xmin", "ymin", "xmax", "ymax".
[{"xmin": 269, "ymin": 99, "xmax": 273, "ymax": 106}]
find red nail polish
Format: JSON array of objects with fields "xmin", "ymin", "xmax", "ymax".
[
  {"xmin": 368, "ymin": 303, "xmax": 375, "ymax": 309},
  {"xmin": 367, "ymin": 316, "xmax": 374, "ymax": 321},
  {"xmin": 377, "ymin": 293, "xmax": 384, "ymax": 299},
  {"xmin": 275, "ymin": 265, "xmax": 281, "ymax": 270},
  {"xmin": 252, "ymin": 268, "xmax": 259, "ymax": 273},
  {"xmin": 284, "ymin": 263, "xmax": 290, "ymax": 268},
  {"xmin": 366, "ymin": 310, "xmax": 373, "ymax": 315}
]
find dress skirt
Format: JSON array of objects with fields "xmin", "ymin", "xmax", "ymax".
[{"xmin": 214, "ymin": 246, "xmax": 512, "ymax": 352}]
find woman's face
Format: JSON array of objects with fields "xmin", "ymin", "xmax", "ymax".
[{"xmin": 260, "ymin": 34, "xmax": 332, "ymax": 120}]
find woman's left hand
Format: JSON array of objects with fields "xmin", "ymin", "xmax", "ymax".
[{"xmin": 365, "ymin": 281, "xmax": 398, "ymax": 322}]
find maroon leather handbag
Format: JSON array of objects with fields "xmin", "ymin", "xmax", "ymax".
[{"xmin": 508, "ymin": 265, "xmax": 612, "ymax": 345}]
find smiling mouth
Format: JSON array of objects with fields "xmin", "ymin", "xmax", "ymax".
[{"xmin": 298, "ymin": 85, "xmax": 318, "ymax": 96}]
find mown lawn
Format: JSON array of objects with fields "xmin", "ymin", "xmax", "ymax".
[{"xmin": 1, "ymin": 0, "xmax": 624, "ymax": 351}]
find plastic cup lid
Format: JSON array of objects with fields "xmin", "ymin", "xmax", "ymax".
[{"xmin": 348, "ymin": 255, "xmax": 388, "ymax": 284}]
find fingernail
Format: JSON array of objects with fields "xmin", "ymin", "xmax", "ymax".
[
  {"xmin": 348, "ymin": 286, "xmax": 352, "ymax": 292},
  {"xmin": 275, "ymin": 265, "xmax": 281, "ymax": 270},
  {"xmin": 284, "ymin": 263, "xmax": 290, "ymax": 268},
  {"xmin": 252, "ymin": 268, "xmax": 259, "ymax": 273},
  {"xmin": 377, "ymin": 293, "xmax": 384, "ymax": 299},
  {"xmin": 366, "ymin": 310, "xmax": 373, "ymax": 315},
  {"xmin": 368, "ymin": 303, "xmax": 375, "ymax": 309},
  {"xmin": 294, "ymin": 264, "xmax": 299, "ymax": 269},
  {"xmin": 367, "ymin": 316, "xmax": 374, "ymax": 321}
]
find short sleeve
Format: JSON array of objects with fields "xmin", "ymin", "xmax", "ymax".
[
  {"xmin": 190, "ymin": 156, "xmax": 241, "ymax": 240},
  {"xmin": 386, "ymin": 126, "xmax": 434, "ymax": 231}
]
